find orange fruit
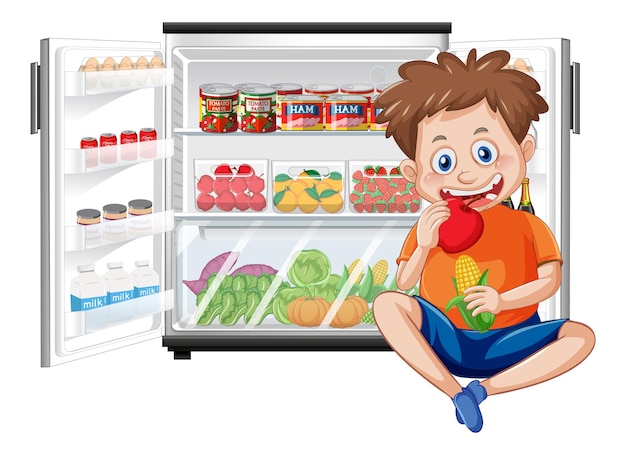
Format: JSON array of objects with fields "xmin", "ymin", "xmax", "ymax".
[
  {"xmin": 298, "ymin": 190, "xmax": 320, "ymax": 213},
  {"xmin": 322, "ymin": 176, "xmax": 343, "ymax": 193},
  {"xmin": 288, "ymin": 179, "xmax": 309, "ymax": 195},
  {"xmin": 320, "ymin": 193, "xmax": 343, "ymax": 213},
  {"xmin": 274, "ymin": 189, "xmax": 298, "ymax": 213},
  {"xmin": 274, "ymin": 178, "xmax": 293, "ymax": 194}
]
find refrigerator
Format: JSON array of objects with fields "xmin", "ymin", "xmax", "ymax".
[{"xmin": 31, "ymin": 22, "xmax": 580, "ymax": 367}]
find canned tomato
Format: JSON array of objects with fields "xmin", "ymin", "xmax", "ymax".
[
  {"xmin": 199, "ymin": 84, "xmax": 238, "ymax": 133},
  {"xmin": 270, "ymin": 83, "xmax": 303, "ymax": 129},
  {"xmin": 370, "ymin": 94, "xmax": 388, "ymax": 131},
  {"xmin": 304, "ymin": 83, "xmax": 338, "ymax": 98},
  {"xmin": 139, "ymin": 128, "xmax": 157, "ymax": 158},
  {"xmin": 280, "ymin": 95, "xmax": 324, "ymax": 131},
  {"xmin": 325, "ymin": 95, "xmax": 369, "ymax": 131},
  {"xmin": 239, "ymin": 86, "xmax": 277, "ymax": 133}
]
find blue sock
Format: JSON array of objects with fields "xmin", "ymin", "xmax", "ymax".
[{"xmin": 453, "ymin": 380, "xmax": 487, "ymax": 433}]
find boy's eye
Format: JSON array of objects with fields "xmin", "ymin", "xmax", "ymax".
[
  {"xmin": 432, "ymin": 148, "xmax": 456, "ymax": 174},
  {"xmin": 472, "ymin": 140, "xmax": 498, "ymax": 165}
]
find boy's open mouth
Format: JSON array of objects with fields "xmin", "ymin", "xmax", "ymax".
[{"xmin": 440, "ymin": 174, "xmax": 504, "ymax": 207}]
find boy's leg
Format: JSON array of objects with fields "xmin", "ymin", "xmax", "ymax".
[{"xmin": 480, "ymin": 320, "xmax": 595, "ymax": 395}]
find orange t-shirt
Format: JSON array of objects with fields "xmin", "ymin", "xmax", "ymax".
[{"xmin": 397, "ymin": 204, "xmax": 562, "ymax": 329}]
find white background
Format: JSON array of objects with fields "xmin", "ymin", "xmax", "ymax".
[{"xmin": 5, "ymin": 1, "xmax": 623, "ymax": 452}]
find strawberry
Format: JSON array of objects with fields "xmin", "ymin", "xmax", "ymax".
[
  {"xmin": 352, "ymin": 170, "xmax": 364, "ymax": 181},
  {"xmin": 349, "ymin": 192, "xmax": 363, "ymax": 204},
  {"xmin": 354, "ymin": 182, "xmax": 365, "ymax": 194},
  {"xmin": 353, "ymin": 203, "xmax": 365, "ymax": 213},
  {"xmin": 390, "ymin": 166, "xmax": 401, "ymax": 175},
  {"xmin": 376, "ymin": 166, "xmax": 387, "ymax": 176},
  {"xmin": 366, "ymin": 181, "xmax": 377, "ymax": 193},
  {"xmin": 375, "ymin": 202, "xmax": 387, "ymax": 213},
  {"xmin": 409, "ymin": 202, "xmax": 421, "ymax": 213},
  {"xmin": 363, "ymin": 193, "xmax": 374, "ymax": 205},
  {"xmin": 409, "ymin": 183, "xmax": 419, "ymax": 195},
  {"xmin": 387, "ymin": 201, "xmax": 397, "ymax": 213},
  {"xmin": 364, "ymin": 203, "xmax": 374, "ymax": 213},
  {"xmin": 364, "ymin": 165, "xmax": 376, "ymax": 177},
  {"xmin": 376, "ymin": 177, "xmax": 391, "ymax": 194},
  {"xmin": 397, "ymin": 202, "xmax": 408, "ymax": 213}
]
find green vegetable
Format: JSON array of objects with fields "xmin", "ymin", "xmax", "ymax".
[
  {"xmin": 287, "ymin": 249, "xmax": 332, "ymax": 288},
  {"xmin": 196, "ymin": 287, "xmax": 223, "ymax": 325},
  {"xmin": 219, "ymin": 290, "xmax": 247, "ymax": 326},
  {"xmin": 271, "ymin": 287, "xmax": 309, "ymax": 324},
  {"xmin": 310, "ymin": 283, "xmax": 339, "ymax": 303},
  {"xmin": 445, "ymin": 270, "xmax": 494, "ymax": 333},
  {"xmin": 361, "ymin": 308, "xmax": 376, "ymax": 325},
  {"xmin": 243, "ymin": 289, "xmax": 265, "ymax": 325},
  {"xmin": 257, "ymin": 273, "xmax": 272, "ymax": 292},
  {"xmin": 232, "ymin": 274, "xmax": 247, "ymax": 292}
]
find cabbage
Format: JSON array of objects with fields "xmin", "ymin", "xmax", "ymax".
[{"xmin": 288, "ymin": 249, "xmax": 332, "ymax": 288}]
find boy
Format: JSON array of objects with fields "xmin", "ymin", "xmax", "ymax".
[{"xmin": 372, "ymin": 49, "xmax": 595, "ymax": 433}]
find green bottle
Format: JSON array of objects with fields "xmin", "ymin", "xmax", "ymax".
[{"xmin": 501, "ymin": 196, "xmax": 514, "ymax": 209}]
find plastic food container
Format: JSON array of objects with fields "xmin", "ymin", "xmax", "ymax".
[
  {"xmin": 349, "ymin": 161, "xmax": 421, "ymax": 214},
  {"xmin": 272, "ymin": 161, "xmax": 345, "ymax": 214},
  {"xmin": 194, "ymin": 160, "xmax": 268, "ymax": 213}
]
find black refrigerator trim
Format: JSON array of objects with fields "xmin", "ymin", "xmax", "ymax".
[{"xmin": 163, "ymin": 22, "xmax": 452, "ymax": 35}]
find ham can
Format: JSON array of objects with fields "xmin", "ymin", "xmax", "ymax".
[
  {"xmin": 370, "ymin": 94, "xmax": 388, "ymax": 131},
  {"xmin": 239, "ymin": 86, "xmax": 277, "ymax": 133},
  {"xmin": 270, "ymin": 83, "xmax": 303, "ymax": 129},
  {"xmin": 199, "ymin": 84, "xmax": 238, "ymax": 133},
  {"xmin": 280, "ymin": 95, "xmax": 324, "ymax": 131},
  {"xmin": 324, "ymin": 95, "xmax": 369, "ymax": 131}
]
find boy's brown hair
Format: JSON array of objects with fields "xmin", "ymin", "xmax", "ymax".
[{"xmin": 374, "ymin": 49, "xmax": 549, "ymax": 159}]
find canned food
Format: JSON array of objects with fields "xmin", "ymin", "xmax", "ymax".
[
  {"xmin": 99, "ymin": 133, "xmax": 117, "ymax": 147},
  {"xmin": 120, "ymin": 130, "xmax": 138, "ymax": 161},
  {"xmin": 81, "ymin": 137, "xmax": 99, "ymax": 168},
  {"xmin": 304, "ymin": 83, "xmax": 339, "ymax": 99},
  {"xmin": 139, "ymin": 128, "xmax": 157, "ymax": 141},
  {"xmin": 103, "ymin": 204, "xmax": 127, "ymax": 220},
  {"xmin": 80, "ymin": 137, "xmax": 98, "ymax": 149},
  {"xmin": 239, "ymin": 86, "xmax": 277, "ymax": 133},
  {"xmin": 370, "ymin": 94, "xmax": 388, "ymax": 131},
  {"xmin": 340, "ymin": 83, "xmax": 375, "ymax": 100},
  {"xmin": 128, "ymin": 199, "xmax": 153, "ymax": 216},
  {"xmin": 280, "ymin": 95, "xmax": 324, "ymax": 131},
  {"xmin": 270, "ymin": 83, "xmax": 303, "ymax": 129},
  {"xmin": 99, "ymin": 133, "xmax": 117, "ymax": 164},
  {"xmin": 120, "ymin": 130, "xmax": 137, "ymax": 143},
  {"xmin": 199, "ymin": 84, "xmax": 238, "ymax": 133},
  {"xmin": 77, "ymin": 208, "xmax": 101, "ymax": 225},
  {"xmin": 325, "ymin": 95, "xmax": 369, "ymax": 131}
]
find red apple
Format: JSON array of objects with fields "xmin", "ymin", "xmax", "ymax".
[
  {"xmin": 229, "ymin": 176, "xmax": 248, "ymax": 194},
  {"xmin": 197, "ymin": 193, "xmax": 215, "ymax": 211},
  {"xmin": 215, "ymin": 191, "xmax": 236, "ymax": 211},
  {"xmin": 438, "ymin": 198, "xmax": 484, "ymax": 253},
  {"xmin": 213, "ymin": 177, "xmax": 231, "ymax": 195},
  {"xmin": 237, "ymin": 164, "xmax": 254, "ymax": 177},
  {"xmin": 247, "ymin": 175, "xmax": 265, "ymax": 194},
  {"xmin": 235, "ymin": 192, "xmax": 252, "ymax": 211},
  {"xmin": 214, "ymin": 163, "xmax": 233, "ymax": 177},
  {"xmin": 196, "ymin": 174, "xmax": 214, "ymax": 193},
  {"xmin": 248, "ymin": 193, "xmax": 266, "ymax": 212}
]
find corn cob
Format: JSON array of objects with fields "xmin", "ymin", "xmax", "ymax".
[
  {"xmin": 454, "ymin": 255, "xmax": 482, "ymax": 295},
  {"xmin": 348, "ymin": 259, "xmax": 365, "ymax": 283},
  {"xmin": 371, "ymin": 259, "xmax": 389, "ymax": 286}
]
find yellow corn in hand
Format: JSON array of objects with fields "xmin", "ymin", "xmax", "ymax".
[
  {"xmin": 371, "ymin": 259, "xmax": 389, "ymax": 286},
  {"xmin": 348, "ymin": 259, "xmax": 365, "ymax": 283},
  {"xmin": 454, "ymin": 255, "xmax": 482, "ymax": 295}
]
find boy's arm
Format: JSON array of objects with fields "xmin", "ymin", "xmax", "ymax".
[{"xmin": 465, "ymin": 261, "xmax": 561, "ymax": 315}]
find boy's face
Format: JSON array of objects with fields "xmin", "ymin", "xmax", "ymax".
[{"xmin": 402, "ymin": 99, "xmax": 535, "ymax": 212}]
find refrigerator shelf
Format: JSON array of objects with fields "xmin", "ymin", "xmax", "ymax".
[
  {"xmin": 65, "ymin": 138, "xmax": 173, "ymax": 174},
  {"xmin": 174, "ymin": 128, "xmax": 387, "ymax": 137},
  {"xmin": 65, "ymin": 210, "xmax": 174, "ymax": 252},
  {"xmin": 64, "ymin": 67, "xmax": 174, "ymax": 96}
]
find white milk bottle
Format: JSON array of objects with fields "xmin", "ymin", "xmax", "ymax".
[
  {"xmin": 103, "ymin": 262, "xmax": 134, "ymax": 323},
  {"xmin": 131, "ymin": 260, "xmax": 160, "ymax": 316},
  {"xmin": 70, "ymin": 264, "xmax": 106, "ymax": 336}
]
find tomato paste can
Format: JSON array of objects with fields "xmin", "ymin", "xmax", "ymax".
[
  {"xmin": 239, "ymin": 86, "xmax": 277, "ymax": 133},
  {"xmin": 324, "ymin": 95, "xmax": 369, "ymax": 131},
  {"xmin": 280, "ymin": 95, "xmax": 324, "ymax": 131},
  {"xmin": 269, "ymin": 83, "xmax": 303, "ymax": 129},
  {"xmin": 139, "ymin": 127, "xmax": 158, "ymax": 158},
  {"xmin": 199, "ymin": 84, "xmax": 238, "ymax": 133}
]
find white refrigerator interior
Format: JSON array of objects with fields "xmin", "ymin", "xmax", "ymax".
[{"xmin": 34, "ymin": 24, "xmax": 578, "ymax": 366}]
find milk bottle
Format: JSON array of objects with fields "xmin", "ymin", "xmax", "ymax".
[
  {"xmin": 70, "ymin": 264, "xmax": 106, "ymax": 336},
  {"xmin": 131, "ymin": 260, "xmax": 160, "ymax": 316},
  {"xmin": 103, "ymin": 262, "xmax": 134, "ymax": 323}
]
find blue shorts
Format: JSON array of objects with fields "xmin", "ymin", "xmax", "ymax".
[{"xmin": 415, "ymin": 296, "xmax": 567, "ymax": 378}]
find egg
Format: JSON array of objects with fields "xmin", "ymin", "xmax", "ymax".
[
  {"xmin": 150, "ymin": 55, "xmax": 164, "ymax": 69},
  {"xmin": 118, "ymin": 56, "xmax": 133, "ymax": 71},
  {"xmin": 101, "ymin": 56, "xmax": 116, "ymax": 71},
  {"xmin": 135, "ymin": 56, "xmax": 149, "ymax": 69}
]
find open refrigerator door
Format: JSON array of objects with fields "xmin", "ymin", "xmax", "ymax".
[
  {"xmin": 161, "ymin": 23, "xmax": 451, "ymax": 359},
  {"xmin": 34, "ymin": 38, "xmax": 175, "ymax": 366},
  {"xmin": 449, "ymin": 38, "xmax": 580, "ymax": 322}
]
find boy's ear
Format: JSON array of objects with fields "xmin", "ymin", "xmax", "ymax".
[
  {"xmin": 400, "ymin": 159, "xmax": 418, "ymax": 182},
  {"xmin": 521, "ymin": 134, "xmax": 536, "ymax": 163}
]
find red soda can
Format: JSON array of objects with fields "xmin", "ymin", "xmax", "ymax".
[
  {"xmin": 99, "ymin": 133, "xmax": 117, "ymax": 164},
  {"xmin": 120, "ymin": 130, "xmax": 138, "ymax": 161},
  {"xmin": 139, "ymin": 128, "xmax": 157, "ymax": 158},
  {"xmin": 81, "ymin": 137, "xmax": 98, "ymax": 168}
]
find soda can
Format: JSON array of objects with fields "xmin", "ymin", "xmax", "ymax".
[
  {"xmin": 81, "ymin": 137, "xmax": 98, "ymax": 168},
  {"xmin": 139, "ymin": 128, "xmax": 157, "ymax": 158},
  {"xmin": 120, "ymin": 130, "xmax": 138, "ymax": 161},
  {"xmin": 99, "ymin": 133, "xmax": 117, "ymax": 164}
]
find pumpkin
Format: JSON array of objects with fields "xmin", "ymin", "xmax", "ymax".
[
  {"xmin": 330, "ymin": 295, "xmax": 369, "ymax": 328},
  {"xmin": 287, "ymin": 296, "xmax": 331, "ymax": 326}
]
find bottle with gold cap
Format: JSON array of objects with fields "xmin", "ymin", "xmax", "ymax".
[
  {"xmin": 501, "ymin": 196, "xmax": 514, "ymax": 209},
  {"xmin": 517, "ymin": 177, "xmax": 535, "ymax": 214}
]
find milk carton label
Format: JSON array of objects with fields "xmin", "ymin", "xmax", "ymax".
[
  {"xmin": 70, "ymin": 294, "xmax": 107, "ymax": 311},
  {"xmin": 108, "ymin": 290, "xmax": 134, "ymax": 304},
  {"xmin": 135, "ymin": 285, "xmax": 160, "ymax": 298}
]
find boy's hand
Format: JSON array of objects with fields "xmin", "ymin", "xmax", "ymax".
[
  {"xmin": 463, "ymin": 286, "xmax": 502, "ymax": 316},
  {"xmin": 417, "ymin": 200, "xmax": 451, "ymax": 249}
]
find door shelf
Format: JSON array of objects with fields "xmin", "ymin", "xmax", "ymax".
[
  {"xmin": 65, "ymin": 210, "xmax": 174, "ymax": 252},
  {"xmin": 65, "ymin": 138, "xmax": 173, "ymax": 174},
  {"xmin": 64, "ymin": 67, "xmax": 174, "ymax": 96}
]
